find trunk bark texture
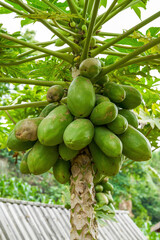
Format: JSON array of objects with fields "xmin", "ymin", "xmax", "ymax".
[{"xmin": 70, "ymin": 148, "xmax": 98, "ymax": 240}]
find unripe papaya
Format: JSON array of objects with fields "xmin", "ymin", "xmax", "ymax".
[
  {"xmin": 79, "ymin": 58, "xmax": 101, "ymax": 79},
  {"xmin": 89, "ymin": 141, "xmax": 122, "ymax": 176},
  {"xmin": 61, "ymin": 97, "xmax": 67, "ymax": 104},
  {"xmin": 38, "ymin": 105, "xmax": 73, "ymax": 146},
  {"xmin": 107, "ymin": 114, "xmax": 128, "ymax": 135},
  {"xmin": 90, "ymin": 101, "xmax": 118, "ymax": 125},
  {"xmin": 93, "ymin": 170, "xmax": 105, "ymax": 185},
  {"xmin": 55, "ymin": 38, "xmax": 65, "ymax": 47},
  {"xmin": 59, "ymin": 142, "xmax": 78, "ymax": 161},
  {"xmin": 104, "ymin": 192, "xmax": 113, "ymax": 203},
  {"xmin": 94, "ymin": 127, "xmax": 122, "ymax": 157},
  {"xmin": 27, "ymin": 141, "xmax": 58, "ymax": 175},
  {"xmin": 67, "ymin": 76, "xmax": 95, "ymax": 117},
  {"xmin": 96, "ymin": 75, "xmax": 109, "ymax": 86},
  {"xmin": 101, "ymin": 181, "xmax": 114, "ymax": 193},
  {"xmin": 7, "ymin": 130, "xmax": 35, "ymax": 151},
  {"xmin": 39, "ymin": 103, "xmax": 58, "ymax": 117},
  {"xmin": 104, "ymin": 82, "xmax": 126, "ymax": 103},
  {"xmin": 118, "ymin": 85, "xmax": 142, "ymax": 109},
  {"xmin": 119, "ymin": 109, "xmax": 138, "ymax": 128},
  {"xmin": 63, "ymin": 119, "xmax": 94, "ymax": 150},
  {"xmin": 20, "ymin": 150, "xmax": 31, "ymax": 174},
  {"xmin": 90, "ymin": 37, "xmax": 96, "ymax": 48},
  {"xmin": 95, "ymin": 185, "xmax": 103, "ymax": 192},
  {"xmin": 53, "ymin": 159, "xmax": 71, "ymax": 184},
  {"xmin": 95, "ymin": 192, "xmax": 109, "ymax": 205},
  {"xmin": 95, "ymin": 94, "xmax": 110, "ymax": 105},
  {"xmin": 15, "ymin": 117, "xmax": 43, "ymax": 142},
  {"xmin": 47, "ymin": 85, "xmax": 64, "ymax": 103},
  {"xmin": 119, "ymin": 125, "xmax": 152, "ymax": 161}
]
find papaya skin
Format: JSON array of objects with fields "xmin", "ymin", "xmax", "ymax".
[
  {"xmin": 59, "ymin": 142, "xmax": 78, "ymax": 161},
  {"xmin": 104, "ymin": 82, "xmax": 126, "ymax": 103},
  {"xmin": 79, "ymin": 58, "xmax": 101, "ymax": 79},
  {"xmin": 39, "ymin": 103, "xmax": 58, "ymax": 117},
  {"xmin": 107, "ymin": 114, "xmax": 128, "ymax": 135},
  {"xmin": 53, "ymin": 159, "xmax": 71, "ymax": 184},
  {"xmin": 47, "ymin": 85, "xmax": 64, "ymax": 103},
  {"xmin": 95, "ymin": 94, "xmax": 110, "ymax": 105},
  {"xmin": 118, "ymin": 109, "xmax": 138, "ymax": 128},
  {"xmin": 118, "ymin": 125, "xmax": 152, "ymax": 161},
  {"xmin": 20, "ymin": 150, "xmax": 31, "ymax": 174}
]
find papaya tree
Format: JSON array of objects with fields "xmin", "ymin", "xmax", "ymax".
[{"xmin": 0, "ymin": 0, "xmax": 160, "ymax": 239}]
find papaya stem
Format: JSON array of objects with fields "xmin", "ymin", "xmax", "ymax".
[
  {"xmin": 0, "ymin": 1, "xmax": 25, "ymax": 15},
  {"xmin": 94, "ymin": 0, "xmax": 118, "ymax": 33},
  {"xmin": 0, "ymin": 101, "xmax": 49, "ymax": 110},
  {"xmin": 91, "ymin": 11, "xmax": 160, "ymax": 57},
  {"xmin": 87, "ymin": 0, "xmax": 94, "ymax": 16},
  {"xmin": 101, "ymin": 50, "xmax": 127, "ymax": 57},
  {"xmin": 66, "ymin": 0, "xmax": 79, "ymax": 14},
  {"xmin": 81, "ymin": 0, "xmax": 101, "ymax": 61},
  {"xmin": 41, "ymin": 0, "xmax": 65, "ymax": 14},
  {"xmin": 4, "ymin": 111, "xmax": 16, "ymax": 124},
  {"xmin": 121, "ymin": 160, "xmax": 134, "ymax": 170},
  {"xmin": 0, "ymin": 77, "xmax": 69, "ymax": 87},
  {"xmin": 82, "ymin": 0, "xmax": 89, "ymax": 18},
  {"xmin": 53, "ymin": 20, "xmax": 79, "ymax": 37},
  {"xmin": 99, "ymin": 37, "xmax": 160, "ymax": 76},
  {"xmin": 0, "ymin": 33, "xmax": 73, "ymax": 63},
  {"xmin": 96, "ymin": 32, "xmax": 122, "ymax": 37}
]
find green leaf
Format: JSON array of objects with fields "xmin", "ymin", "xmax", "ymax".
[
  {"xmin": 146, "ymin": 27, "xmax": 160, "ymax": 37},
  {"xmin": 21, "ymin": 18, "xmax": 35, "ymax": 27},
  {"xmin": 132, "ymin": 6, "xmax": 141, "ymax": 19},
  {"xmin": 0, "ymin": 7, "xmax": 12, "ymax": 14},
  {"xmin": 100, "ymin": 0, "xmax": 107, "ymax": 8}
]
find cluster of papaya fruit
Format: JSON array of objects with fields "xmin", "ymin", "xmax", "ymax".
[{"xmin": 7, "ymin": 58, "xmax": 151, "ymax": 197}]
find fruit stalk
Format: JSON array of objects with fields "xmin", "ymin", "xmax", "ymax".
[{"xmin": 70, "ymin": 149, "xmax": 98, "ymax": 240}]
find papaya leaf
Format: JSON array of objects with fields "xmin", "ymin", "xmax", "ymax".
[
  {"xmin": 146, "ymin": 27, "xmax": 160, "ymax": 37},
  {"xmin": 0, "ymin": 7, "xmax": 12, "ymax": 14},
  {"xmin": 21, "ymin": 18, "xmax": 35, "ymax": 27},
  {"xmin": 100, "ymin": 0, "xmax": 107, "ymax": 8}
]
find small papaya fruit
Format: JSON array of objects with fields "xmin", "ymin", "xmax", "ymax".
[
  {"xmin": 93, "ymin": 168, "xmax": 105, "ymax": 185},
  {"xmin": 39, "ymin": 103, "xmax": 58, "ymax": 117},
  {"xmin": 59, "ymin": 142, "xmax": 78, "ymax": 161},
  {"xmin": 95, "ymin": 185, "xmax": 103, "ymax": 192},
  {"xmin": 79, "ymin": 58, "xmax": 101, "ymax": 79},
  {"xmin": 101, "ymin": 181, "xmax": 114, "ymax": 193},
  {"xmin": 27, "ymin": 141, "xmax": 58, "ymax": 175},
  {"xmin": 90, "ymin": 101, "xmax": 118, "ymax": 125},
  {"xmin": 95, "ymin": 192, "xmax": 109, "ymax": 205},
  {"xmin": 63, "ymin": 119, "xmax": 94, "ymax": 150},
  {"xmin": 47, "ymin": 85, "xmax": 64, "ymax": 103},
  {"xmin": 119, "ymin": 125, "xmax": 152, "ymax": 161},
  {"xmin": 94, "ymin": 127, "xmax": 122, "ymax": 157},
  {"xmin": 67, "ymin": 76, "xmax": 95, "ymax": 117},
  {"xmin": 20, "ymin": 150, "xmax": 31, "ymax": 174},
  {"xmin": 104, "ymin": 82, "xmax": 126, "ymax": 103},
  {"xmin": 53, "ymin": 159, "xmax": 71, "ymax": 184},
  {"xmin": 15, "ymin": 117, "xmax": 43, "ymax": 142},
  {"xmin": 104, "ymin": 192, "xmax": 113, "ymax": 203},
  {"xmin": 95, "ymin": 94, "xmax": 110, "ymax": 105},
  {"xmin": 119, "ymin": 109, "xmax": 138, "ymax": 128},
  {"xmin": 107, "ymin": 114, "xmax": 128, "ymax": 135},
  {"xmin": 7, "ymin": 130, "xmax": 35, "ymax": 151},
  {"xmin": 38, "ymin": 105, "xmax": 73, "ymax": 146},
  {"xmin": 96, "ymin": 75, "xmax": 109, "ymax": 86},
  {"xmin": 89, "ymin": 141, "xmax": 122, "ymax": 176},
  {"xmin": 55, "ymin": 38, "xmax": 65, "ymax": 47},
  {"xmin": 118, "ymin": 85, "xmax": 142, "ymax": 109}
]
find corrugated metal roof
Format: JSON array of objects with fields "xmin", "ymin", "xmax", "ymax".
[{"xmin": 0, "ymin": 197, "xmax": 147, "ymax": 240}]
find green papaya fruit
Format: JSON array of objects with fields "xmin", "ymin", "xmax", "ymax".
[
  {"xmin": 15, "ymin": 117, "xmax": 43, "ymax": 142},
  {"xmin": 79, "ymin": 58, "xmax": 101, "ymax": 79},
  {"xmin": 7, "ymin": 130, "xmax": 35, "ymax": 151},
  {"xmin": 67, "ymin": 76, "xmax": 95, "ymax": 117},
  {"xmin": 107, "ymin": 114, "xmax": 128, "ymax": 135},
  {"xmin": 38, "ymin": 105, "xmax": 73, "ymax": 146},
  {"xmin": 90, "ymin": 101, "xmax": 118, "ymax": 125},
  {"xmin": 39, "ymin": 103, "xmax": 58, "ymax": 117},
  {"xmin": 95, "ymin": 192, "xmax": 109, "ymax": 205},
  {"xmin": 119, "ymin": 125, "xmax": 152, "ymax": 161},
  {"xmin": 119, "ymin": 109, "xmax": 138, "ymax": 128},
  {"xmin": 93, "ymin": 170, "xmax": 105, "ymax": 185},
  {"xmin": 61, "ymin": 97, "xmax": 67, "ymax": 104},
  {"xmin": 95, "ymin": 185, "xmax": 103, "ymax": 192},
  {"xmin": 96, "ymin": 75, "xmax": 109, "ymax": 86},
  {"xmin": 59, "ymin": 142, "xmax": 78, "ymax": 161},
  {"xmin": 118, "ymin": 85, "xmax": 142, "ymax": 109},
  {"xmin": 104, "ymin": 192, "xmax": 113, "ymax": 203},
  {"xmin": 101, "ymin": 181, "xmax": 114, "ymax": 193},
  {"xmin": 94, "ymin": 127, "xmax": 122, "ymax": 157},
  {"xmin": 63, "ymin": 119, "xmax": 94, "ymax": 150},
  {"xmin": 20, "ymin": 150, "xmax": 31, "ymax": 174},
  {"xmin": 53, "ymin": 159, "xmax": 71, "ymax": 184},
  {"xmin": 47, "ymin": 85, "xmax": 64, "ymax": 103},
  {"xmin": 27, "ymin": 141, "xmax": 58, "ymax": 175},
  {"xmin": 90, "ymin": 37, "xmax": 96, "ymax": 48},
  {"xmin": 55, "ymin": 38, "xmax": 65, "ymax": 47},
  {"xmin": 95, "ymin": 94, "xmax": 110, "ymax": 105},
  {"xmin": 89, "ymin": 141, "xmax": 122, "ymax": 176},
  {"xmin": 103, "ymin": 82, "xmax": 126, "ymax": 103}
]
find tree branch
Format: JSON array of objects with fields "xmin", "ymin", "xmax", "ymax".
[
  {"xmin": 5, "ymin": 111, "xmax": 16, "ymax": 124},
  {"xmin": 0, "ymin": 101, "xmax": 48, "ymax": 110},
  {"xmin": 81, "ymin": 0, "xmax": 101, "ymax": 61},
  {"xmin": 91, "ymin": 11, "xmax": 160, "ymax": 57},
  {"xmin": 66, "ymin": 0, "xmax": 79, "ymax": 14}
]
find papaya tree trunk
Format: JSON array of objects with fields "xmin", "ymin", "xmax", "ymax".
[{"xmin": 70, "ymin": 148, "xmax": 98, "ymax": 240}]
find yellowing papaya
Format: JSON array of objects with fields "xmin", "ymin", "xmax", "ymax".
[
  {"xmin": 89, "ymin": 141, "xmax": 122, "ymax": 176},
  {"xmin": 7, "ymin": 130, "xmax": 35, "ymax": 151},
  {"xmin": 94, "ymin": 127, "xmax": 122, "ymax": 157},
  {"xmin": 118, "ymin": 85, "xmax": 142, "ymax": 109},
  {"xmin": 20, "ymin": 150, "xmax": 31, "ymax": 174},
  {"xmin": 95, "ymin": 94, "xmax": 110, "ymax": 105},
  {"xmin": 119, "ymin": 125, "xmax": 152, "ymax": 161},
  {"xmin": 53, "ymin": 159, "xmax": 71, "ymax": 184},
  {"xmin": 47, "ymin": 85, "xmax": 64, "ymax": 103},
  {"xmin": 67, "ymin": 76, "xmax": 95, "ymax": 117},
  {"xmin": 27, "ymin": 141, "xmax": 58, "ymax": 175},
  {"xmin": 107, "ymin": 114, "xmax": 128, "ymax": 135},
  {"xmin": 90, "ymin": 101, "xmax": 118, "ymax": 125},
  {"xmin": 15, "ymin": 117, "xmax": 43, "ymax": 142},
  {"xmin": 59, "ymin": 142, "xmax": 78, "ymax": 161},
  {"xmin": 104, "ymin": 82, "xmax": 126, "ymax": 103},
  {"xmin": 79, "ymin": 58, "xmax": 101, "ymax": 79},
  {"xmin": 38, "ymin": 105, "xmax": 73, "ymax": 146},
  {"xmin": 119, "ymin": 109, "xmax": 138, "ymax": 128},
  {"xmin": 63, "ymin": 119, "xmax": 94, "ymax": 150}
]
